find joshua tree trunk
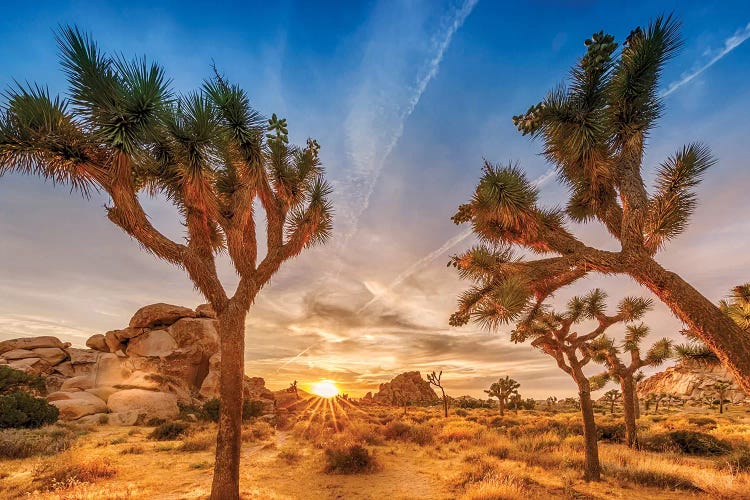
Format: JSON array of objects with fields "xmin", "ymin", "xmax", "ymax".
[
  {"xmin": 633, "ymin": 390, "xmax": 641, "ymax": 419},
  {"xmin": 620, "ymin": 377, "xmax": 638, "ymax": 448},
  {"xmin": 440, "ymin": 388, "xmax": 448, "ymax": 418},
  {"xmin": 630, "ymin": 259, "xmax": 750, "ymax": 393},
  {"xmin": 719, "ymin": 399, "xmax": 724, "ymax": 414},
  {"xmin": 210, "ymin": 304, "xmax": 247, "ymax": 500},
  {"xmin": 499, "ymin": 398, "xmax": 505, "ymax": 417},
  {"xmin": 578, "ymin": 383, "xmax": 601, "ymax": 481}
]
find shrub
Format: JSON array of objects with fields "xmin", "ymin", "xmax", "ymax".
[
  {"xmin": 278, "ymin": 446, "xmax": 302, "ymax": 463},
  {"xmin": 687, "ymin": 417, "xmax": 717, "ymax": 429},
  {"xmin": 33, "ymin": 456, "xmax": 117, "ymax": 490},
  {"xmin": 720, "ymin": 447, "xmax": 750, "ymax": 472},
  {"xmin": 199, "ymin": 398, "xmax": 266, "ymax": 422},
  {"xmin": 243, "ymin": 400, "xmax": 265, "ymax": 420},
  {"xmin": 0, "ymin": 426, "xmax": 76, "ymax": 458},
  {"xmin": 149, "ymin": 422, "xmax": 189, "ymax": 441},
  {"xmin": 242, "ymin": 420, "xmax": 274, "ymax": 442},
  {"xmin": 0, "ymin": 365, "xmax": 46, "ymax": 395},
  {"xmin": 455, "ymin": 409, "xmax": 469, "ymax": 417},
  {"xmin": 120, "ymin": 445, "xmax": 144, "ymax": 455},
  {"xmin": 0, "ymin": 391, "xmax": 58, "ymax": 428},
  {"xmin": 597, "ymin": 422, "xmax": 626, "ymax": 443},
  {"xmin": 642, "ymin": 431, "xmax": 731, "ymax": 456},
  {"xmin": 179, "ymin": 436, "xmax": 212, "ymax": 452},
  {"xmin": 383, "ymin": 420, "xmax": 412, "ymax": 440},
  {"xmin": 324, "ymin": 444, "xmax": 378, "ymax": 474}
]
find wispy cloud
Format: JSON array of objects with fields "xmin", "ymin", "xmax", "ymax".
[
  {"xmin": 337, "ymin": 0, "xmax": 478, "ymax": 246},
  {"xmin": 358, "ymin": 167, "xmax": 556, "ymax": 312},
  {"xmin": 662, "ymin": 22, "xmax": 750, "ymax": 97}
]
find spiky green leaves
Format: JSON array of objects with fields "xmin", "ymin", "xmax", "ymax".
[
  {"xmin": 719, "ymin": 283, "xmax": 750, "ymax": 331},
  {"xmin": 56, "ymin": 26, "xmax": 170, "ymax": 154},
  {"xmin": 617, "ymin": 296, "xmax": 653, "ymax": 321},
  {"xmin": 644, "ymin": 143, "xmax": 714, "ymax": 253},
  {"xmin": 645, "ymin": 338, "xmax": 672, "ymax": 366}
]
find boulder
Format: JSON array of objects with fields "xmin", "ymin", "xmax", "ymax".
[
  {"xmin": 0, "ymin": 336, "xmax": 68, "ymax": 355},
  {"xmin": 114, "ymin": 371, "xmax": 161, "ymax": 391},
  {"xmin": 195, "ymin": 303, "xmax": 217, "ymax": 319},
  {"xmin": 372, "ymin": 371, "xmax": 439, "ymax": 405},
  {"xmin": 104, "ymin": 330, "xmax": 125, "ymax": 353},
  {"xmin": 51, "ymin": 391, "xmax": 107, "ymax": 420},
  {"xmin": 167, "ymin": 318, "xmax": 219, "ymax": 352},
  {"xmin": 125, "ymin": 330, "xmax": 177, "ymax": 358},
  {"xmin": 2, "ymin": 349, "xmax": 37, "ymax": 360},
  {"xmin": 46, "ymin": 391, "xmax": 77, "ymax": 402},
  {"xmin": 129, "ymin": 303, "xmax": 196, "ymax": 329},
  {"xmin": 86, "ymin": 334, "xmax": 109, "ymax": 352},
  {"xmin": 640, "ymin": 361, "xmax": 747, "ymax": 403},
  {"xmin": 86, "ymin": 386, "xmax": 120, "ymax": 403},
  {"xmin": 107, "ymin": 389, "xmax": 179, "ymax": 419},
  {"xmin": 95, "ymin": 353, "xmax": 133, "ymax": 387},
  {"xmin": 199, "ymin": 371, "xmax": 219, "ymax": 399},
  {"xmin": 61, "ymin": 375, "xmax": 95, "ymax": 392},
  {"xmin": 67, "ymin": 348, "xmax": 99, "ymax": 365},
  {"xmin": 108, "ymin": 411, "xmax": 140, "ymax": 426},
  {"xmin": 8, "ymin": 357, "xmax": 47, "ymax": 374},
  {"xmin": 31, "ymin": 347, "xmax": 67, "ymax": 366},
  {"xmin": 53, "ymin": 361, "xmax": 75, "ymax": 377}
]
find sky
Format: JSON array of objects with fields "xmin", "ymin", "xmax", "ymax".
[{"xmin": 1, "ymin": 0, "xmax": 749, "ymax": 398}]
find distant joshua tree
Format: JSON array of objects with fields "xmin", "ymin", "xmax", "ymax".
[
  {"xmin": 602, "ymin": 389, "xmax": 621, "ymax": 415},
  {"xmin": 712, "ymin": 381, "xmax": 731, "ymax": 414},
  {"xmin": 287, "ymin": 380, "xmax": 300, "ymax": 399},
  {"xmin": 427, "ymin": 370, "xmax": 449, "ymax": 418},
  {"xmin": 448, "ymin": 15, "xmax": 750, "ymax": 394},
  {"xmin": 0, "ymin": 27, "xmax": 333, "ymax": 500},
  {"xmin": 484, "ymin": 376, "xmax": 520, "ymax": 417},
  {"xmin": 504, "ymin": 289, "xmax": 650, "ymax": 481},
  {"xmin": 509, "ymin": 393, "xmax": 523, "ymax": 413},
  {"xmin": 546, "ymin": 396, "xmax": 558, "ymax": 411},
  {"xmin": 590, "ymin": 323, "xmax": 672, "ymax": 447}
]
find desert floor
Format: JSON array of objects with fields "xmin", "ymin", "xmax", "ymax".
[{"xmin": 2, "ymin": 400, "xmax": 750, "ymax": 499}]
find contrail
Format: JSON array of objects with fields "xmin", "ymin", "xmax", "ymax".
[
  {"xmin": 276, "ymin": 344, "xmax": 315, "ymax": 373},
  {"xmin": 339, "ymin": 0, "xmax": 479, "ymax": 247},
  {"xmin": 358, "ymin": 167, "xmax": 556, "ymax": 312},
  {"xmin": 662, "ymin": 22, "xmax": 750, "ymax": 97}
]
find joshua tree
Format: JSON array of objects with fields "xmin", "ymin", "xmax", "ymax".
[
  {"xmin": 448, "ymin": 15, "xmax": 750, "ymax": 393},
  {"xmin": 0, "ymin": 28, "xmax": 333, "ymax": 500},
  {"xmin": 484, "ymin": 376, "xmax": 520, "ymax": 417},
  {"xmin": 720, "ymin": 284, "xmax": 750, "ymax": 331},
  {"xmin": 712, "ymin": 381, "xmax": 731, "ymax": 414},
  {"xmin": 427, "ymin": 370, "xmax": 449, "ymax": 417},
  {"xmin": 590, "ymin": 323, "xmax": 672, "ymax": 447},
  {"xmin": 546, "ymin": 395, "xmax": 558, "ymax": 411},
  {"xmin": 287, "ymin": 380, "xmax": 300, "ymax": 400},
  {"xmin": 602, "ymin": 389, "xmax": 621, "ymax": 415},
  {"xmin": 509, "ymin": 393, "xmax": 523, "ymax": 413},
  {"xmin": 503, "ymin": 289, "xmax": 650, "ymax": 481}
]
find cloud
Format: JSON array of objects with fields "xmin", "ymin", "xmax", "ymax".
[{"xmin": 662, "ymin": 22, "xmax": 750, "ymax": 97}]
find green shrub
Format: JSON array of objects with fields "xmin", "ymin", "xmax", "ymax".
[
  {"xmin": 642, "ymin": 431, "xmax": 731, "ymax": 456},
  {"xmin": 597, "ymin": 422, "xmax": 626, "ymax": 443},
  {"xmin": 242, "ymin": 400, "xmax": 265, "ymax": 420},
  {"xmin": 454, "ymin": 409, "xmax": 469, "ymax": 417},
  {"xmin": 199, "ymin": 398, "xmax": 266, "ymax": 422},
  {"xmin": 149, "ymin": 422, "xmax": 189, "ymax": 441},
  {"xmin": 0, "ymin": 366, "xmax": 46, "ymax": 395},
  {"xmin": 324, "ymin": 444, "xmax": 378, "ymax": 474},
  {"xmin": 0, "ymin": 426, "xmax": 76, "ymax": 458},
  {"xmin": 0, "ymin": 391, "xmax": 58, "ymax": 428},
  {"xmin": 202, "ymin": 398, "xmax": 220, "ymax": 422}
]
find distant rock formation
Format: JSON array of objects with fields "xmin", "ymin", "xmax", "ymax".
[
  {"xmin": 0, "ymin": 303, "xmax": 275, "ymax": 424},
  {"xmin": 639, "ymin": 361, "xmax": 747, "ymax": 403},
  {"xmin": 372, "ymin": 371, "xmax": 439, "ymax": 405}
]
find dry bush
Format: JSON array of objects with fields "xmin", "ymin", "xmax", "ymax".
[
  {"xmin": 0, "ymin": 425, "xmax": 77, "ymax": 459},
  {"xmin": 323, "ymin": 443, "xmax": 378, "ymax": 474},
  {"xmin": 460, "ymin": 472, "xmax": 530, "ymax": 500},
  {"xmin": 119, "ymin": 445, "xmax": 144, "ymax": 455},
  {"xmin": 148, "ymin": 422, "xmax": 190, "ymax": 441},
  {"xmin": 439, "ymin": 420, "xmax": 484, "ymax": 443},
  {"xmin": 513, "ymin": 431, "xmax": 560, "ymax": 453},
  {"xmin": 33, "ymin": 454, "xmax": 116, "ymax": 491},
  {"xmin": 242, "ymin": 420, "xmax": 274, "ymax": 443},
  {"xmin": 641, "ymin": 430, "xmax": 732, "ymax": 456},
  {"xmin": 277, "ymin": 445, "xmax": 302, "ymax": 463},
  {"xmin": 179, "ymin": 436, "xmax": 212, "ymax": 452}
]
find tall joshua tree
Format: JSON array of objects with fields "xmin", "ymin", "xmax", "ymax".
[
  {"xmin": 484, "ymin": 375, "xmax": 519, "ymax": 417},
  {"xmin": 459, "ymin": 288, "xmax": 651, "ymax": 481},
  {"xmin": 0, "ymin": 28, "xmax": 333, "ymax": 500},
  {"xmin": 590, "ymin": 323, "xmax": 672, "ymax": 447},
  {"xmin": 427, "ymin": 370, "xmax": 449, "ymax": 418},
  {"xmin": 449, "ymin": 15, "xmax": 750, "ymax": 392},
  {"xmin": 712, "ymin": 381, "xmax": 731, "ymax": 414}
]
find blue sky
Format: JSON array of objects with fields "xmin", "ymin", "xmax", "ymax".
[{"xmin": 1, "ymin": 0, "xmax": 749, "ymax": 397}]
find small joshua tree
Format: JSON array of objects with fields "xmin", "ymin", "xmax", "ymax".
[
  {"xmin": 509, "ymin": 393, "xmax": 523, "ymax": 413},
  {"xmin": 427, "ymin": 370, "xmax": 448, "ymax": 418},
  {"xmin": 546, "ymin": 396, "xmax": 558, "ymax": 411},
  {"xmin": 287, "ymin": 380, "xmax": 300, "ymax": 400},
  {"xmin": 712, "ymin": 381, "xmax": 731, "ymax": 414},
  {"xmin": 590, "ymin": 323, "xmax": 672, "ymax": 447},
  {"xmin": 602, "ymin": 389, "xmax": 621, "ymax": 415},
  {"xmin": 484, "ymin": 376, "xmax": 520, "ymax": 417},
  {"xmin": 504, "ymin": 289, "xmax": 650, "ymax": 481}
]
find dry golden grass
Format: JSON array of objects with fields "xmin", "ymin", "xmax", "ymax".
[{"xmin": 1, "ymin": 402, "xmax": 749, "ymax": 498}]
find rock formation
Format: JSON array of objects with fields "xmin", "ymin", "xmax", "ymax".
[
  {"xmin": 0, "ymin": 303, "xmax": 275, "ymax": 424},
  {"xmin": 372, "ymin": 371, "xmax": 439, "ymax": 405},
  {"xmin": 639, "ymin": 361, "xmax": 747, "ymax": 404}
]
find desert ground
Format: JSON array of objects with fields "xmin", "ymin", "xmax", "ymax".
[{"xmin": 2, "ymin": 393, "xmax": 750, "ymax": 500}]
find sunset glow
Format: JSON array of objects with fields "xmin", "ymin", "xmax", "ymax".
[{"xmin": 310, "ymin": 380, "xmax": 340, "ymax": 398}]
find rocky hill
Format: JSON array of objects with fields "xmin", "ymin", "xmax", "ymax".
[
  {"xmin": 0, "ymin": 303, "xmax": 274, "ymax": 424},
  {"xmin": 368, "ymin": 371, "xmax": 438, "ymax": 405},
  {"xmin": 639, "ymin": 361, "xmax": 747, "ymax": 403}
]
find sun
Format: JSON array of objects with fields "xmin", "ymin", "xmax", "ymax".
[{"xmin": 311, "ymin": 379, "xmax": 340, "ymax": 398}]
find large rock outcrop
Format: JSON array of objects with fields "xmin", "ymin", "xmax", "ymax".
[
  {"xmin": 0, "ymin": 302, "xmax": 275, "ymax": 424},
  {"xmin": 372, "ymin": 371, "xmax": 439, "ymax": 405},
  {"xmin": 639, "ymin": 361, "xmax": 747, "ymax": 403}
]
